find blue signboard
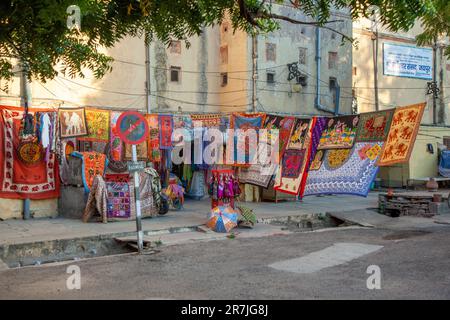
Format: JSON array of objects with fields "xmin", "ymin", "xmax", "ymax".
[{"xmin": 383, "ymin": 43, "xmax": 433, "ymax": 80}]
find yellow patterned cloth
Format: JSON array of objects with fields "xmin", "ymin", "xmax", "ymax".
[
  {"xmin": 78, "ymin": 108, "xmax": 110, "ymax": 142},
  {"xmin": 378, "ymin": 103, "xmax": 425, "ymax": 166}
]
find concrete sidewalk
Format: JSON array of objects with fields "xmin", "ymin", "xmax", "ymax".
[{"xmin": 0, "ymin": 193, "xmax": 379, "ymax": 246}]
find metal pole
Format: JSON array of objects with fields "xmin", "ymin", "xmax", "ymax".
[
  {"xmin": 432, "ymin": 41, "xmax": 437, "ymax": 125},
  {"xmin": 132, "ymin": 145, "xmax": 144, "ymax": 253},
  {"xmin": 372, "ymin": 30, "xmax": 379, "ymax": 111},
  {"xmin": 251, "ymin": 34, "xmax": 258, "ymax": 113},
  {"xmin": 145, "ymin": 35, "xmax": 151, "ymax": 113},
  {"xmin": 20, "ymin": 60, "xmax": 32, "ymax": 220}
]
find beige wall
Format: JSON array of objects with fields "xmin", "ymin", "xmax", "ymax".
[
  {"xmin": 256, "ymin": 7, "xmax": 353, "ymax": 116},
  {"xmin": 353, "ymin": 18, "xmax": 450, "ymax": 124}
]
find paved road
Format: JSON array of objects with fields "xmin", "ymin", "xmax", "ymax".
[{"xmin": 1, "ymin": 224, "xmax": 450, "ymax": 299}]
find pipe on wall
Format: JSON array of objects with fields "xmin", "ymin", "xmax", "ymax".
[{"xmin": 315, "ymin": 26, "xmax": 340, "ymax": 116}]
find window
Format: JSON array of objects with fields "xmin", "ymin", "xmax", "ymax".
[
  {"xmin": 296, "ymin": 75, "xmax": 307, "ymax": 86},
  {"xmin": 353, "ymin": 67, "xmax": 357, "ymax": 76},
  {"xmin": 220, "ymin": 45, "xmax": 228, "ymax": 64},
  {"xmin": 221, "ymin": 73, "xmax": 228, "ymax": 87},
  {"xmin": 169, "ymin": 40, "xmax": 181, "ymax": 54},
  {"xmin": 266, "ymin": 43, "xmax": 276, "ymax": 62},
  {"xmin": 266, "ymin": 72, "xmax": 275, "ymax": 84},
  {"xmin": 444, "ymin": 137, "xmax": 450, "ymax": 149},
  {"xmin": 299, "ymin": 47, "xmax": 307, "ymax": 65},
  {"xmin": 170, "ymin": 66, "xmax": 181, "ymax": 83},
  {"xmin": 328, "ymin": 52, "xmax": 338, "ymax": 69}
]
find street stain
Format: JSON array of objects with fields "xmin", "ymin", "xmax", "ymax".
[
  {"xmin": 382, "ymin": 230, "xmax": 431, "ymax": 240},
  {"xmin": 268, "ymin": 242, "xmax": 383, "ymax": 274}
]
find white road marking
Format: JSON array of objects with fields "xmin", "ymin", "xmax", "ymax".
[{"xmin": 269, "ymin": 242, "xmax": 383, "ymax": 274}]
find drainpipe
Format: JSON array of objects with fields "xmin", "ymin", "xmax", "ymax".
[{"xmin": 315, "ymin": 26, "xmax": 339, "ymax": 115}]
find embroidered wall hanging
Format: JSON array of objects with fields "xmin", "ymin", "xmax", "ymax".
[
  {"xmin": 307, "ymin": 117, "xmax": 328, "ymax": 169},
  {"xmin": 110, "ymin": 111, "xmax": 123, "ymax": 161},
  {"xmin": 191, "ymin": 114, "xmax": 222, "ymax": 127},
  {"xmin": 17, "ymin": 141, "xmax": 43, "ymax": 165},
  {"xmin": 310, "ymin": 149, "xmax": 325, "ymax": 171},
  {"xmin": 71, "ymin": 151, "xmax": 108, "ymax": 193},
  {"xmin": 377, "ymin": 103, "xmax": 425, "ymax": 166},
  {"xmin": 58, "ymin": 108, "xmax": 88, "ymax": 138},
  {"xmin": 124, "ymin": 141, "xmax": 148, "ymax": 161},
  {"xmin": 281, "ymin": 149, "xmax": 306, "ymax": 178},
  {"xmin": 229, "ymin": 113, "xmax": 266, "ymax": 166},
  {"xmin": 146, "ymin": 114, "xmax": 161, "ymax": 162},
  {"xmin": 263, "ymin": 115, "xmax": 295, "ymax": 156},
  {"xmin": 304, "ymin": 142, "xmax": 382, "ymax": 197},
  {"xmin": 326, "ymin": 149, "xmax": 352, "ymax": 169},
  {"xmin": 273, "ymin": 118, "xmax": 316, "ymax": 196},
  {"xmin": 159, "ymin": 114, "xmax": 173, "ymax": 149},
  {"xmin": 356, "ymin": 109, "xmax": 395, "ymax": 142},
  {"xmin": 288, "ymin": 118, "xmax": 312, "ymax": 150},
  {"xmin": 78, "ymin": 108, "xmax": 110, "ymax": 142},
  {"xmin": 317, "ymin": 115, "xmax": 359, "ymax": 150},
  {"xmin": 0, "ymin": 107, "xmax": 59, "ymax": 200},
  {"xmin": 106, "ymin": 180, "xmax": 131, "ymax": 219},
  {"xmin": 173, "ymin": 114, "xmax": 193, "ymax": 143}
]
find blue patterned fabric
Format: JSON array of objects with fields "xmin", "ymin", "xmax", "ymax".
[
  {"xmin": 439, "ymin": 150, "xmax": 450, "ymax": 178},
  {"xmin": 304, "ymin": 142, "xmax": 382, "ymax": 197}
]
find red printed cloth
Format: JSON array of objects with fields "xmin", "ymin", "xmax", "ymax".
[{"xmin": 0, "ymin": 106, "xmax": 60, "ymax": 199}]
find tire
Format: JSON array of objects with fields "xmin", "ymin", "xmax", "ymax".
[
  {"xmin": 172, "ymin": 198, "xmax": 182, "ymax": 211},
  {"xmin": 159, "ymin": 196, "xmax": 169, "ymax": 215}
]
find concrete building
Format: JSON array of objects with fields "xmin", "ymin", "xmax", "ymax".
[{"xmin": 353, "ymin": 18, "xmax": 450, "ymax": 186}]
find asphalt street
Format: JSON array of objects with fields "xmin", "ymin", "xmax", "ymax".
[{"xmin": 1, "ymin": 225, "xmax": 450, "ymax": 299}]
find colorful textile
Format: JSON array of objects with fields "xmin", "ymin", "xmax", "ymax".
[
  {"xmin": 356, "ymin": 109, "xmax": 395, "ymax": 142},
  {"xmin": 288, "ymin": 118, "xmax": 312, "ymax": 150},
  {"xmin": 173, "ymin": 114, "xmax": 193, "ymax": 143},
  {"xmin": 58, "ymin": 108, "xmax": 88, "ymax": 138},
  {"xmin": 281, "ymin": 149, "xmax": 306, "ymax": 178},
  {"xmin": 124, "ymin": 141, "xmax": 148, "ymax": 161},
  {"xmin": 83, "ymin": 175, "xmax": 107, "ymax": 223},
  {"xmin": 307, "ymin": 117, "xmax": 328, "ymax": 169},
  {"xmin": 239, "ymin": 163, "xmax": 274, "ymax": 189},
  {"xmin": 326, "ymin": 149, "xmax": 352, "ymax": 169},
  {"xmin": 110, "ymin": 111, "xmax": 123, "ymax": 161},
  {"xmin": 229, "ymin": 113, "xmax": 266, "ymax": 166},
  {"xmin": 159, "ymin": 114, "xmax": 173, "ymax": 149},
  {"xmin": 139, "ymin": 171, "xmax": 157, "ymax": 217},
  {"xmin": 439, "ymin": 150, "xmax": 450, "ymax": 178},
  {"xmin": 309, "ymin": 149, "xmax": 325, "ymax": 171},
  {"xmin": 240, "ymin": 115, "xmax": 294, "ymax": 188},
  {"xmin": 0, "ymin": 107, "xmax": 60, "ymax": 200},
  {"xmin": 378, "ymin": 103, "xmax": 425, "ymax": 166},
  {"xmin": 106, "ymin": 179, "xmax": 131, "ymax": 219},
  {"xmin": 59, "ymin": 138, "xmax": 76, "ymax": 185},
  {"xmin": 318, "ymin": 115, "xmax": 359, "ymax": 150},
  {"xmin": 146, "ymin": 114, "xmax": 161, "ymax": 162},
  {"xmin": 263, "ymin": 115, "xmax": 295, "ymax": 155},
  {"xmin": 71, "ymin": 151, "xmax": 108, "ymax": 193},
  {"xmin": 78, "ymin": 108, "xmax": 110, "ymax": 142},
  {"xmin": 304, "ymin": 142, "xmax": 382, "ymax": 197},
  {"xmin": 191, "ymin": 114, "xmax": 222, "ymax": 127},
  {"xmin": 273, "ymin": 118, "xmax": 315, "ymax": 196}
]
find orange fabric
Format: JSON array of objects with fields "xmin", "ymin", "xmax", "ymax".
[
  {"xmin": 377, "ymin": 103, "xmax": 425, "ymax": 166},
  {"xmin": 0, "ymin": 105, "xmax": 60, "ymax": 200}
]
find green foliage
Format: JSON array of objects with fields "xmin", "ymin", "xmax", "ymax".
[
  {"xmin": 0, "ymin": 0, "xmax": 445, "ymax": 87},
  {"xmin": 416, "ymin": 0, "xmax": 450, "ymax": 56}
]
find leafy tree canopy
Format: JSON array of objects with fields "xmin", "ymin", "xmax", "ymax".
[{"xmin": 0, "ymin": 0, "xmax": 446, "ymax": 86}]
